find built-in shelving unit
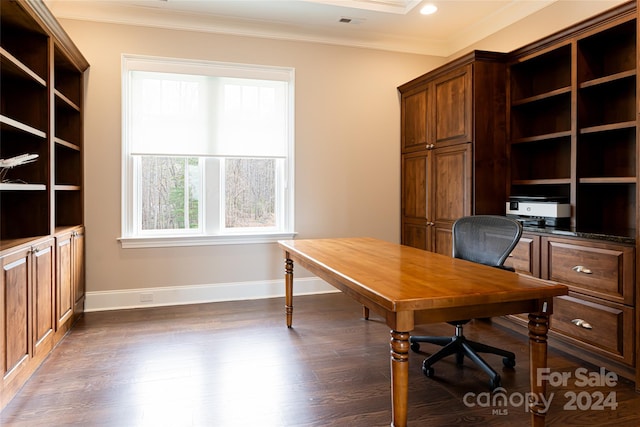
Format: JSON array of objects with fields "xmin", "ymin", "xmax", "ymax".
[
  {"xmin": 0, "ymin": 0, "xmax": 88, "ymax": 248},
  {"xmin": 499, "ymin": 0, "xmax": 639, "ymax": 390},
  {"xmin": 509, "ymin": 43, "xmax": 573, "ymax": 203},
  {"xmin": 0, "ymin": 0, "xmax": 51, "ymax": 244},
  {"xmin": 0, "ymin": 0, "xmax": 89, "ymax": 410},
  {"xmin": 507, "ymin": 6, "xmax": 637, "ymax": 238}
]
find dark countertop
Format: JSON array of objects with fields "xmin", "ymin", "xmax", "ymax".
[{"xmin": 522, "ymin": 225, "xmax": 636, "ymax": 245}]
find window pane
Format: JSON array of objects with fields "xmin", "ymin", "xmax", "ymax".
[
  {"xmin": 140, "ymin": 156, "xmax": 200, "ymax": 231},
  {"xmin": 225, "ymin": 158, "xmax": 276, "ymax": 228}
]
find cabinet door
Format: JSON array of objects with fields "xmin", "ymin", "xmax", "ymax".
[
  {"xmin": 430, "ymin": 144, "xmax": 472, "ymax": 255},
  {"xmin": 432, "ymin": 224, "xmax": 452, "ymax": 256},
  {"xmin": 56, "ymin": 233, "xmax": 73, "ymax": 328},
  {"xmin": 32, "ymin": 239, "xmax": 54, "ymax": 358},
  {"xmin": 432, "ymin": 143, "xmax": 472, "ymax": 225},
  {"xmin": 401, "ymin": 151, "xmax": 432, "ymax": 251},
  {"xmin": 433, "ymin": 65, "xmax": 472, "ymax": 147},
  {"xmin": 402, "ymin": 219, "xmax": 430, "ymax": 251},
  {"xmin": 72, "ymin": 228, "xmax": 85, "ymax": 314},
  {"xmin": 0, "ymin": 247, "xmax": 31, "ymax": 385},
  {"xmin": 401, "ymin": 151, "xmax": 429, "ymax": 220},
  {"xmin": 401, "ymin": 85, "xmax": 430, "ymax": 153}
]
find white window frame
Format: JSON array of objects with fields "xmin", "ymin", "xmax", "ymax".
[{"xmin": 119, "ymin": 54, "xmax": 295, "ymax": 248}]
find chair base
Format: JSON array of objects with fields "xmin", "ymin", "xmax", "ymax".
[{"xmin": 410, "ymin": 332, "xmax": 515, "ymax": 390}]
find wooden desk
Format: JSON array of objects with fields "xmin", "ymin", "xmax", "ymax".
[{"xmin": 278, "ymin": 237, "xmax": 568, "ymax": 427}]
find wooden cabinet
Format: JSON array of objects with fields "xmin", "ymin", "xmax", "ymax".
[
  {"xmin": 544, "ymin": 236, "xmax": 635, "ymax": 368},
  {"xmin": 399, "ymin": 51, "xmax": 506, "ymax": 255},
  {"xmin": 500, "ymin": 233, "xmax": 636, "ymax": 379},
  {"xmin": 0, "ymin": 237, "xmax": 54, "ymax": 409},
  {"xmin": 0, "ymin": 0, "xmax": 88, "ymax": 410}
]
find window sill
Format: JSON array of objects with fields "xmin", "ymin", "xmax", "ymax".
[{"xmin": 118, "ymin": 232, "xmax": 297, "ymax": 249}]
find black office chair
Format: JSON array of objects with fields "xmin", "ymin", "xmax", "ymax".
[{"xmin": 410, "ymin": 215, "xmax": 523, "ymax": 390}]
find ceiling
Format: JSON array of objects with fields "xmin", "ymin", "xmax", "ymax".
[{"xmin": 44, "ymin": 0, "xmax": 624, "ymax": 57}]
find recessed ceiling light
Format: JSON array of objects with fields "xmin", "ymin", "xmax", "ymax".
[{"xmin": 420, "ymin": 3, "xmax": 438, "ymax": 15}]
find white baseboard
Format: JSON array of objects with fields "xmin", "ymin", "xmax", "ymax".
[{"xmin": 84, "ymin": 277, "xmax": 337, "ymax": 312}]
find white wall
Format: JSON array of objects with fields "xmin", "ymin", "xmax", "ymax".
[{"xmin": 58, "ymin": 19, "xmax": 443, "ymax": 309}]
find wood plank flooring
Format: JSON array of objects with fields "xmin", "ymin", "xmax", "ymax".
[{"xmin": 2, "ymin": 293, "xmax": 639, "ymax": 426}]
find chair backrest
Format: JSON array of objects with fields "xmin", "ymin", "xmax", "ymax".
[{"xmin": 452, "ymin": 215, "xmax": 523, "ymax": 268}]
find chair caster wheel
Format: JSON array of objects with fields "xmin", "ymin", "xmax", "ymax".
[
  {"xmin": 503, "ymin": 357, "xmax": 515, "ymax": 368},
  {"xmin": 410, "ymin": 341, "xmax": 421, "ymax": 352},
  {"xmin": 422, "ymin": 364, "xmax": 434, "ymax": 377},
  {"xmin": 489, "ymin": 375, "xmax": 501, "ymax": 391}
]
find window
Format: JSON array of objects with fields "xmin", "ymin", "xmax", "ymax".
[{"xmin": 120, "ymin": 55, "xmax": 295, "ymax": 248}]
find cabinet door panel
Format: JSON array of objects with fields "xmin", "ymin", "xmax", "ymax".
[
  {"xmin": 33, "ymin": 240, "xmax": 54, "ymax": 355},
  {"xmin": 432, "ymin": 224, "xmax": 452, "ymax": 256},
  {"xmin": 56, "ymin": 236, "xmax": 73, "ymax": 328},
  {"xmin": 402, "ymin": 220, "xmax": 429, "ymax": 251},
  {"xmin": 432, "ymin": 144, "xmax": 472, "ymax": 223},
  {"xmin": 434, "ymin": 65, "xmax": 472, "ymax": 146},
  {"xmin": 401, "ymin": 86, "xmax": 429, "ymax": 152},
  {"xmin": 1, "ymin": 250, "xmax": 30, "ymax": 377},
  {"xmin": 401, "ymin": 152, "xmax": 428, "ymax": 219},
  {"xmin": 72, "ymin": 229, "xmax": 85, "ymax": 313}
]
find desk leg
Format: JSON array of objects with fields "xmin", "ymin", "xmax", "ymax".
[
  {"xmin": 285, "ymin": 257, "xmax": 294, "ymax": 328},
  {"xmin": 390, "ymin": 330, "xmax": 410, "ymax": 427},
  {"xmin": 528, "ymin": 312, "xmax": 550, "ymax": 427}
]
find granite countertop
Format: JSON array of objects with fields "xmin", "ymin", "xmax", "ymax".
[{"xmin": 522, "ymin": 225, "xmax": 636, "ymax": 245}]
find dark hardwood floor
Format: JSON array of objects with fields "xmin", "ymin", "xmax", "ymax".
[{"xmin": 2, "ymin": 293, "xmax": 638, "ymax": 426}]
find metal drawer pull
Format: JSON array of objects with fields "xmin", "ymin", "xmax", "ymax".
[
  {"xmin": 572, "ymin": 265, "xmax": 592, "ymax": 274},
  {"xmin": 571, "ymin": 318, "xmax": 592, "ymax": 329}
]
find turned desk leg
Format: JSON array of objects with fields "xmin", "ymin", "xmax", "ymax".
[
  {"xmin": 285, "ymin": 257, "xmax": 294, "ymax": 328},
  {"xmin": 528, "ymin": 312, "xmax": 550, "ymax": 427},
  {"xmin": 390, "ymin": 330, "xmax": 410, "ymax": 427}
]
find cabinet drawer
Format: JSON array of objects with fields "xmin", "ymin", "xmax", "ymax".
[
  {"xmin": 504, "ymin": 233, "xmax": 540, "ymax": 276},
  {"xmin": 542, "ymin": 237, "xmax": 634, "ymax": 305},
  {"xmin": 551, "ymin": 293, "xmax": 633, "ymax": 365}
]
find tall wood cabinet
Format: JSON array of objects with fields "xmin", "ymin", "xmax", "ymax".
[
  {"xmin": 0, "ymin": 0, "xmax": 88, "ymax": 409},
  {"xmin": 399, "ymin": 51, "xmax": 507, "ymax": 255}
]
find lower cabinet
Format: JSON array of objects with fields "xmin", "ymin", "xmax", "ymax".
[
  {"xmin": 0, "ymin": 237, "xmax": 55, "ymax": 409},
  {"xmin": 501, "ymin": 233, "xmax": 636, "ymax": 381},
  {"xmin": 0, "ymin": 226, "xmax": 84, "ymax": 410},
  {"xmin": 54, "ymin": 227, "xmax": 85, "ymax": 340}
]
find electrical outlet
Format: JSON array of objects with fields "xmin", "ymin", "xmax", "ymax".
[{"xmin": 140, "ymin": 293, "xmax": 153, "ymax": 303}]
